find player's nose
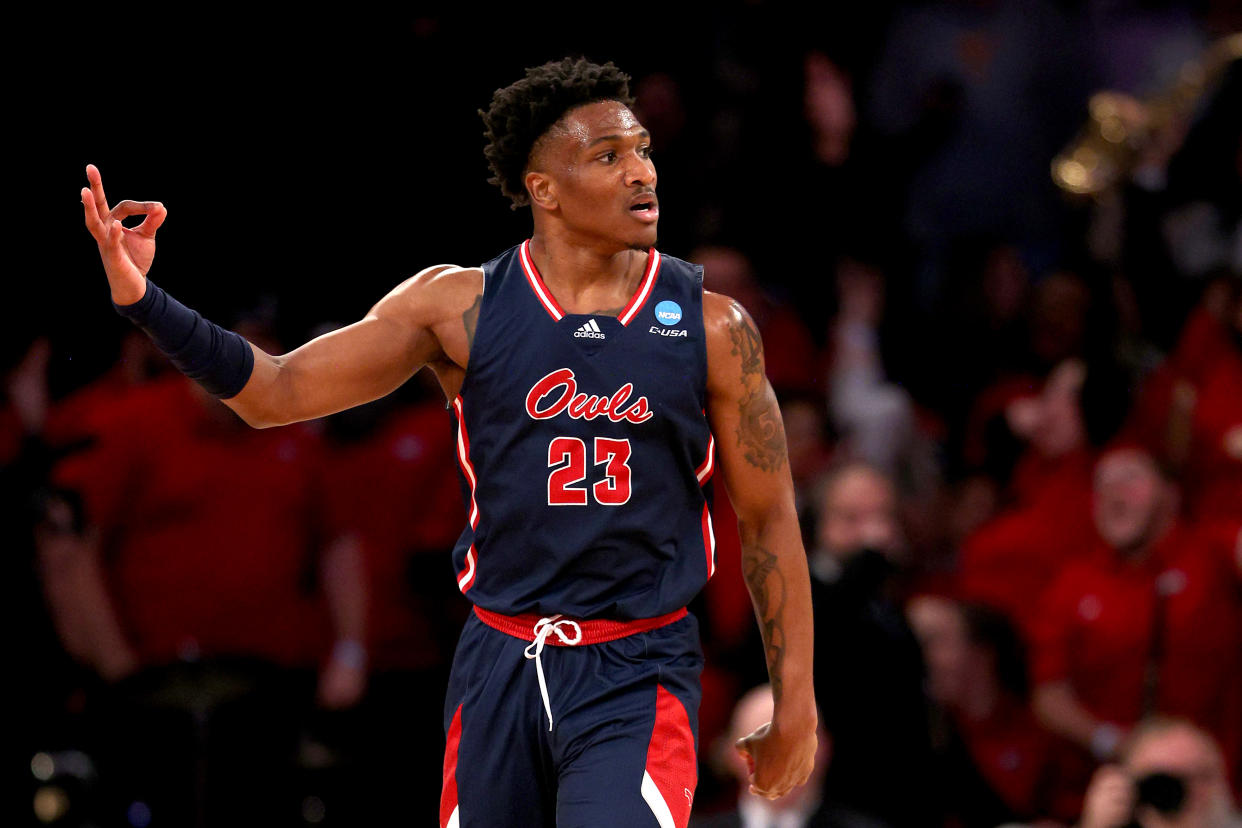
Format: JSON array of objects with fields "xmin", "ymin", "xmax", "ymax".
[{"xmin": 625, "ymin": 153, "xmax": 656, "ymax": 189}]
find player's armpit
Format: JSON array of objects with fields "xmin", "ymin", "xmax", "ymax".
[{"xmin": 227, "ymin": 264, "xmax": 482, "ymax": 427}]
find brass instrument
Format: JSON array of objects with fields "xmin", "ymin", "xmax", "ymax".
[{"xmin": 1052, "ymin": 32, "xmax": 1242, "ymax": 197}]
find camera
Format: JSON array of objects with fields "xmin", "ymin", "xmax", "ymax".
[{"xmin": 1131, "ymin": 771, "xmax": 1188, "ymax": 820}]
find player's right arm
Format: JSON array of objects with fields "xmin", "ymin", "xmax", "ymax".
[
  {"xmin": 81, "ymin": 165, "xmax": 476, "ymax": 427},
  {"xmin": 226, "ymin": 266, "xmax": 469, "ymax": 427}
]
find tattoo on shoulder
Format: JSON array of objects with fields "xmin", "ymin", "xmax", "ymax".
[
  {"xmin": 462, "ymin": 293, "xmax": 482, "ymax": 352},
  {"xmin": 741, "ymin": 534, "xmax": 787, "ymax": 701},
  {"xmin": 728, "ymin": 307, "xmax": 787, "ymax": 472}
]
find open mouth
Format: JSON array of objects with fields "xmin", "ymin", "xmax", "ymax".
[{"xmin": 629, "ymin": 199, "xmax": 659, "ymax": 221}]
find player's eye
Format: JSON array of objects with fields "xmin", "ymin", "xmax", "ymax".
[
  {"xmin": 639, "ymin": 145, "xmax": 653, "ymax": 159},
  {"xmin": 599, "ymin": 150, "xmax": 618, "ymax": 163}
]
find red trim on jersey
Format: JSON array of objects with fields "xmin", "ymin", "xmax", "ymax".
[
  {"xmin": 644, "ymin": 685, "xmax": 697, "ymax": 828},
  {"xmin": 618, "ymin": 249, "xmax": 662, "ymax": 326},
  {"xmin": 452, "ymin": 396, "xmax": 479, "ymax": 593},
  {"xmin": 519, "ymin": 240, "xmax": 566, "ymax": 321},
  {"xmin": 519, "ymin": 240, "xmax": 661, "ymax": 326},
  {"xmin": 473, "ymin": 606, "xmax": 687, "ymax": 645},
  {"xmin": 440, "ymin": 704, "xmax": 463, "ymax": 828},
  {"xmin": 701, "ymin": 503, "xmax": 716, "ymax": 579},
  {"xmin": 695, "ymin": 433, "xmax": 715, "ymax": 484}
]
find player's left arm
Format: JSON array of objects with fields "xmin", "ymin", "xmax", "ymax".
[{"xmin": 703, "ymin": 291, "xmax": 817, "ymax": 799}]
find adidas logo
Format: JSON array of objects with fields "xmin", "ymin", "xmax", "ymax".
[{"xmin": 573, "ymin": 319, "xmax": 607, "ymax": 340}]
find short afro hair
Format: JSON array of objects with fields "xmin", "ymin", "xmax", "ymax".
[{"xmin": 481, "ymin": 57, "xmax": 635, "ymax": 208}]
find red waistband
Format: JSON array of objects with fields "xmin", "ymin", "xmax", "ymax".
[{"xmin": 473, "ymin": 606, "xmax": 688, "ymax": 645}]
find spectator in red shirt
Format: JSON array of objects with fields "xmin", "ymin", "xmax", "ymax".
[
  {"xmin": 1176, "ymin": 281, "xmax": 1242, "ymax": 523},
  {"xmin": 38, "ymin": 368, "xmax": 367, "ymax": 825},
  {"xmin": 956, "ymin": 357, "xmax": 1101, "ymax": 641},
  {"xmin": 907, "ymin": 593, "xmax": 1071, "ymax": 825},
  {"xmin": 1127, "ymin": 276, "xmax": 1242, "ymax": 524},
  {"xmin": 1031, "ymin": 446, "xmax": 1242, "ymax": 802}
]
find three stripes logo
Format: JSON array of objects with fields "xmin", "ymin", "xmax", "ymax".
[{"xmin": 573, "ymin": 319, "xmax": 607, "ymax": 340}]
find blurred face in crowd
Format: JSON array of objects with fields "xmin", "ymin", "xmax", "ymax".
[
  {"xmin": 906, "ymin": 595, "xmax": 970, "ymax": 707},
  {"xmin": 908, "ymin": 596, "xmax": 1004, "ymax": 716},
  {"xmin": 816, "ymin": 465, "xmax": 899, "ymax": 560},
  {"xmin": 726, "ymin": 686, "xmax": 828, "ymax": 813},
  {"xmin": 1123, "ymin": 723, "xmax": 1237, "ymax": 828},
  {"xmin": 1093, "ymin": 448, "xmax": 1176, "ymax": 554},
  {"xmin": 1029, "ymin": 271, "xmax": 1089, "ymax": 368},
  {"xmin": 695, "ymin": 245, "xmax": 763, "ymax": 316},
  {"xmin": 781, "ymin": 398, "xmax": 831, "ymax": 485}
]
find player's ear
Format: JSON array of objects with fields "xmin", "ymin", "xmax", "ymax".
[{"xmin": 525, "ymin": 170, "xmax": 557, "ymax": 211}]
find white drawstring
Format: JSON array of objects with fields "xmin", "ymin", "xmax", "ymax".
[{"xmin": 523, "ymin": 615, "xmax": 583, "ymax": 731}]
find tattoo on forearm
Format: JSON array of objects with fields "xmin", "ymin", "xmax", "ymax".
[
  {"xmin": 742, "ymin": 531, "xmax": 788, "ymax": 700},
  {"xmin": 728, "ymin": 308, "xmax": 787, "ymax": 472},
  {"xmin": 462, "ymin": 293, "xmax": 482, "ymax": 352}
]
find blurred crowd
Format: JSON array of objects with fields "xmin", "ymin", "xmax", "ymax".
[{"xmin": 9, "ymin": 2, "xmax": 1242, "ymax": 827}]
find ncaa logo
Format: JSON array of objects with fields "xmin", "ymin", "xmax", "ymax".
[{"xmin": 654, "ymin": 300, "xmax": 682, "ymax": 326}]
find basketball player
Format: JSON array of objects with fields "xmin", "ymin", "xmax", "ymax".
[{"xmin": 80, "ymin": 58, "xmax": 817, "ymax": 828}]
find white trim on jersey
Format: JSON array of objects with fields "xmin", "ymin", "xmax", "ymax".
[
  {"xmin": 453, "ymin": 396, "xmax": 481, "ymax": 593},
  {"xmin": 519, "ymin": 240, "xmax": 565, "ymax": 321},
  {"xmin": 618, "ymin": 250, "xmax": 661, "ymax": 326},
  {"xmin": 695, "ymin": 434, "xmax": 715, "ymax": 484},
  {"xmin": 641, "ymin": 770, "xmax": 677, "ymax": 828}
]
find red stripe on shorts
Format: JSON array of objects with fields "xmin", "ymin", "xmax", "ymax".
[
  {"xmin": 644, "ymin": 684, "xmax": 697, "ymax": 828},
  {"xmin": 440, "ymin": 704, "xmax": 463, "ymax": 828}
]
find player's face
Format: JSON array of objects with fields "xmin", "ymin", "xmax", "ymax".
[{"xmin": 539, "ymin": 101, "xmax": 658, "ymax": 249}]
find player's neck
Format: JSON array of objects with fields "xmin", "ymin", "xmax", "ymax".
[{"xmin": 527, "ymin": 232, "xmax": 646, "ymax": 314}]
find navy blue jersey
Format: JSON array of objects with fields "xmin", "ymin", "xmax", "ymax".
[{"xmin": 450, "ymin": 240, "xmax": 717, "ymax": 619}]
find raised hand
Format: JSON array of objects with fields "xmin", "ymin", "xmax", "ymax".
[{"xmin": 80, "ymin": 164, "xmax": 167, "ymax": 305}]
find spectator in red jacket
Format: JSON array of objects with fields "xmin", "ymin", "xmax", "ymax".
[{"xmin": 1031, "ymin": 446, "xmax": 1242, "ymax": 806}]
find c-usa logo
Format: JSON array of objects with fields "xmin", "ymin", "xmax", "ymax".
[{"xmin": 649, "ymin": 300, "xmax": 688, "ymax": 337}]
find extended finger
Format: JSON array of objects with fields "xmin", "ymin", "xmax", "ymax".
[
  {"xmin": 85, "ymin": 164, "xmax": 111, "ymax": 224},
  {"xmin": 81, "ymin": 188, "xmax": 108, "ymax": 241}
]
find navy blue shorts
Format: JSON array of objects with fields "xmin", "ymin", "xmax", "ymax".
[{"xmin": 439, "ymin": 607, "xmax": 703, "ymax": 828}]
